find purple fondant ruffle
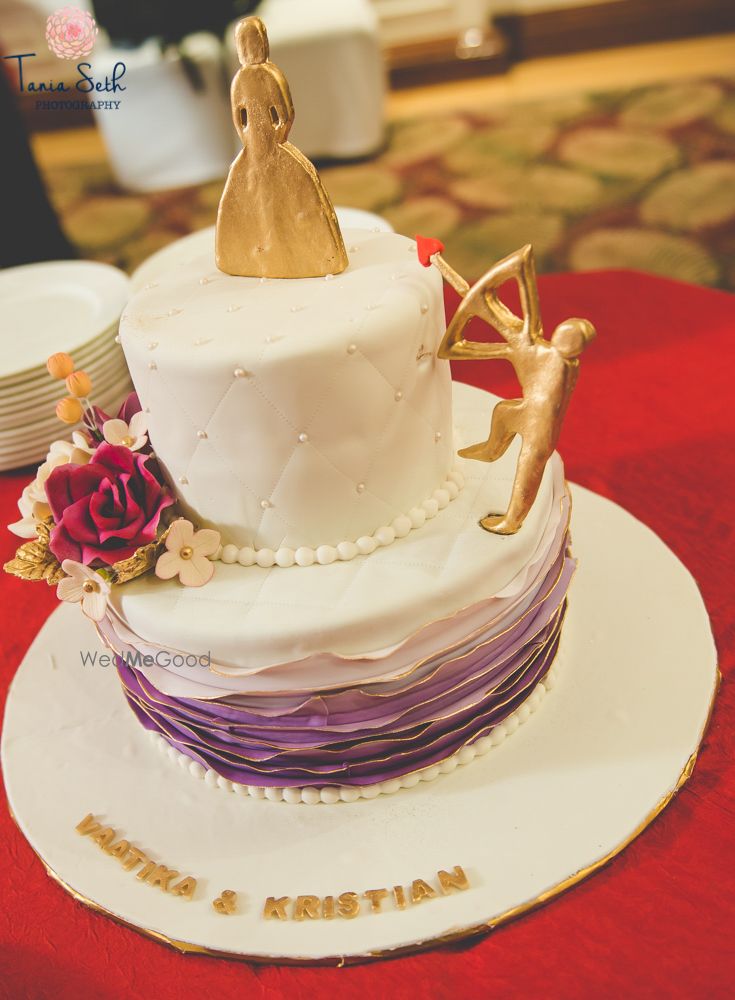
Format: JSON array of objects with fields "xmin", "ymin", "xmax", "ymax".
[{"xmin": 115, "ymin": 537, "xmax": 575, "ymax": 788}]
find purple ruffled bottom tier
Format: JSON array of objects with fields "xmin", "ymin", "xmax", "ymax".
[{"xmin": 115, "ymin": 539, "xmax": 575, "ymax": 789}]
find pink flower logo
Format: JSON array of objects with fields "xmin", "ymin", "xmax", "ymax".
[{"xmin": 46, "ymin": 6, "xmax": 98, "ymax": 60}]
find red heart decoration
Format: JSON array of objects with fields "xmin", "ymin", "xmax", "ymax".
[{"xmin": 416, "ymin": 235, "xmax": 445, "ymax": 267}]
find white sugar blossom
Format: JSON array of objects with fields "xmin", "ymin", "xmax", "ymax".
[
  {"xmin": 9, "ymin": 433, "xmax": 94, "ymax": 537},
  {"xmin": 102, "ymin": 412, "xmax": 148, "ymax": 451},
  {"xmin": 155, "ymin": 519, "xmax": 220, "ymax": 587},
  {"xmin": 57, "ymin": 560, "xmax": 110, "ymax": 622}
]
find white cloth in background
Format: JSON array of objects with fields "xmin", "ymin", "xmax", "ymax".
[{"xmin": 227, "ymin": 0, "xmax": 386, "ymax": 160}]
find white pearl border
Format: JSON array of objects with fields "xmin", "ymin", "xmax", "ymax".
[
  {"xmin": 147, "ymin": 657, "xmax": 560, "ymax": 805},
  {"xmin": 212, "ymin": 469, "xmax": 465, "ymax": 569}
]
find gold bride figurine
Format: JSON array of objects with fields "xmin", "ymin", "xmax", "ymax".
[
  {"xmin": 216, "ymin": 17, "xmax": 348, "ymax": 278},
  {"xmin": 422, "ymin": 239, "xmax": 595, "ymax": 535}
]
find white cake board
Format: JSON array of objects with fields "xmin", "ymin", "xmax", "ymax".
[{"xmin": 1, "ymin": 486, "xmax": 718, "ymax": 964}]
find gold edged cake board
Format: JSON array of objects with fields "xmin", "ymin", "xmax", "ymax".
[{"xmin": 1, "ymin": 401, "xmax": 717, "ymax": 963}]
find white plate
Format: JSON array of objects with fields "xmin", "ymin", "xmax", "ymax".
[
  {"xmin": 129, "ymin": 207, "xmax": 394, "ymax": 292},
  {"xmin": 0, "ymin": 375, "xmax": 133, "ymax": 470},
  {"xmin": 0, "ymin": 326, "xmax": 123, "ymax": 398},
  {"xmin": 0, "ymin": 350, "xmax": 130, "ymax": 423},
  {"xmin": 0, "ymin": 262, "xmax": 130, "ymax": 382}
]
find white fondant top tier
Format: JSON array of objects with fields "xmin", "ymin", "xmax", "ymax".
[{"xmin": 120, "ymin": 230, "xmax": 452, "ymax": 551}]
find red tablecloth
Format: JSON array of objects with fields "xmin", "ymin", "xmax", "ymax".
[{"xmin": 0, "ymin": 270, "xmax": 732, "ymax": 999}]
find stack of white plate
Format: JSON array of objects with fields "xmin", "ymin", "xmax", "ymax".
[{"xmin": 0, "ymin": 261, "xmax": 132, "ymax": 471}]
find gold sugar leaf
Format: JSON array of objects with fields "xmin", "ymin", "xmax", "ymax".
[
  {"xmin": 3, "ymin": 526, "xmax": 65, "ymax": 586},
  {"xmin": 111, "ymin": 523, "xmax": 172, "ymax": 584}
]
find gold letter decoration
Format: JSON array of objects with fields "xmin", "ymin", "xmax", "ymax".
[
  {"xmin": 417, "ymin": 237, "xmax": 596, "ymax": 535},
  {"xmin": 216, "ymin": 17, "xmax": 348, "ymax": 279}
]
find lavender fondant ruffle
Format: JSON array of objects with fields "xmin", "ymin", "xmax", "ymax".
[{"xmin": 114, "ymin": 536, "xmax": 575, "ymax": 788}]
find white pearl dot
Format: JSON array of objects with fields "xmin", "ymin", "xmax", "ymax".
[
  {"xmin": 347, "ymin": 343, "xmax": 357, "ymax": 354},
  {"xmin": 316, "ymin": 545, "xmax": 337, "ymax": 565},
  {"xmin": 420, "ymin": 303, "xmax": 429, "ymax": 314},
  {"xmin": 445, "ymin": 480, "xmax": 460, "ymax": 500},
  {"xmin": 295, "ymin": 547, "xmax": 315, "ymax": 567},
  {"xmin": 275, "ymin": 548, "xmax": 295, "ymax": 568},
  {"xmin": 197, "ymin": 430, "xmax": 207, "ymax": 440},
  {"xmin": 237, "ymin": 547, "xmax": 256, "ymax": 567},
  {"xmin": 199, "ymin": 276, "xmax": 210, "ymax": 285},
  {"xmin": 325, "ymin": 273, "xmax": 335, "ymax": 281},
  {"xmin": 298, "ymin": 432, "xmax": 309, "ymax": 443},
  {"xmin": 392, "ymin": 515, "xmax": 412, "ymax": 538},
  {"xmin": 178, "ymin": 476, "xmax": 188, "ymax": 485},
  {"xmin": 394, "ymin": 390, "xmax": 403, "ymax": 402},
  {"xmin": 435, "ymin": 431, "xmax": 442, "ymax": 442},
  {"xmin": 227, "ymin": 304, "xmax": 241, "ymax": 313},
  {"xmin": 114, "ymin": 335, "xmax": 121, "ymax": 344},
  {"xmin": 256, "ymin": 548, "xmax": 276, "ymax": 568},
  {"xmin": 339, "ymin": 786, "xmax": 360, "ymax": 803},
  {"xmin": 356, "ymin": 482, "xmax": 365, "ymax": 494},
  {"xmin": 356, "ymin": 535, "xmax": 377, "ymax": 555},
  {"xmin": 434, "ymin": 488, "xmax": 450, "ymax": 509},
  {"xmin": 302, "ymin": 787, "xmax": 320, "ymax": 805},
  {"xmin": 147, "ymin": 341, "xmax": 158, "ymax": 350},
  {"xmin": 148, "ymin": 361, "xmax": 157, "ymax": 370},
  {"xmin": 282, "ymin": 786, "xmax": 301, "ymax": 804},
  {"xmin": 423, "ymin": 497, "xmax": 440, "ymax": 518},
  {"xmin": 337, "ymin": 540, "xmax": 358, "ymax": 561},
  {"xmin": 361, "ymin": 783, "xmax": 381, "ymax": 799},
  {"xmin": 490, "ymin": 726, "xmax": 506, "ymax": 747},
  {"xmin": 409, "ymin": 507, "xmax": 426, "ymax": 529},
  {"xmin": 233, "ymin": 367, "xmax": 246, "ymax": 378},
  {"xmin": 221, "ymin": 544, "xmax": 238, "ymax": 564},
  {"xmin": 259, "ymin": 277, "xmax": 267, "ymax": 284},
  {"xmin": 260, "ymin": 499, "xmax": 271, "ymax": 510},
  {"xmin": 375, "ymin": 525, "xmax": 396, "ymax": 546}
]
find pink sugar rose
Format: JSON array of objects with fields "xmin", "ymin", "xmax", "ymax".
[{"xmin": 45, "ymin": 442, "xmax": 174, "ymax": 567}]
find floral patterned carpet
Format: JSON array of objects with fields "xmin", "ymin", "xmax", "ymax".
[{"xmin": 47, "ymin": 77, "xmax": 735, "ymax": 288}]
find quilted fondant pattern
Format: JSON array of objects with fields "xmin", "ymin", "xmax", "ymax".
[{"xmin": 121, "ymin": 230, "xmax": 454, "ymax": 549}]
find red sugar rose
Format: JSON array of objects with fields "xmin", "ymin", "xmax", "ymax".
[{"xmin": 45, "ymin": 442, "xmax": 174, "ymax": 567}]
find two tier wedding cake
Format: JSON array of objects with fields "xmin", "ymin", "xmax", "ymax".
[{"xmin": 6, "ymin": 16, "xmax": 592, "ymax": 805}]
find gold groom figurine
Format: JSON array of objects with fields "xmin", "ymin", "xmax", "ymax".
[
  {"xmin": 431, "ymin": 242, "xmax": 595, "ymax": 535},
  {"xmin": 216, "ymin": 17, "xmax": 348, "ymax": 278}
]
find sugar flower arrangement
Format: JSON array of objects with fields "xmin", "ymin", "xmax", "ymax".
[{"xmin": 4, "ymin": 353, "xmax": 221, "ymax": 622}]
